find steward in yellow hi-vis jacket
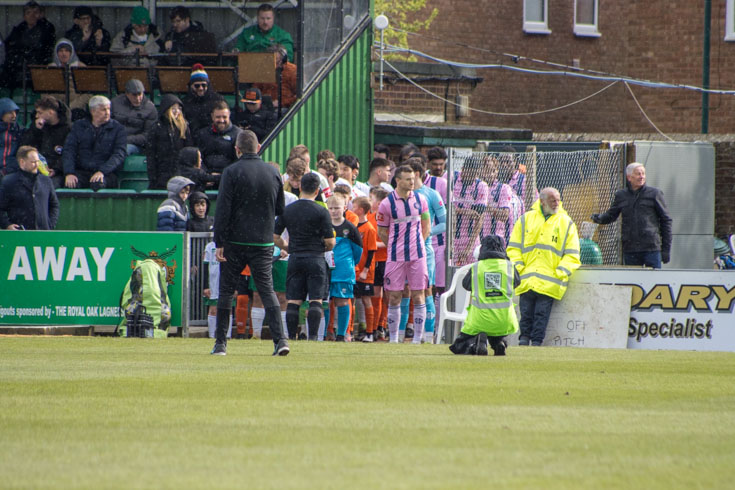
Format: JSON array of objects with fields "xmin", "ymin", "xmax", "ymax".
[
  {"xmin": 507, "ymin": 188, "xmax": 580, "ymax": 346},
  {"xmin": 450, "ymin": 235, "xmax": 520, "ymax": 356}
]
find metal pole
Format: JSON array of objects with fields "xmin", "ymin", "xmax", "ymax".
[
  {"xmin": 379, "ymin": 29, "xmax": 384, "ymax": 91},
  {"xmin": 702, "ymin": 0, "xmax": 711, "ymax": 134}
]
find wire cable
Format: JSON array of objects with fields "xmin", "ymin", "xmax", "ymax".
[
  {"xmin": 624, "ymin": 82, "xmax": 675, "ymax": 142},
  {"xmin": 382, "ymin": 59, "xmax": 620, "ymax": 116}
]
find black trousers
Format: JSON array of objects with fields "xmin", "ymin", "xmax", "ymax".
[{"xmin": 216, "ymin": 243, "xmax": 283, "ymax": 344}]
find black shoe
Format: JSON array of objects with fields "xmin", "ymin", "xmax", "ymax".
[
  {"xmin": 236, "ymin": 333, "xmax": 246, "ymax": 339},
  {"xmin": 335, "ymin": 334, "xmax": 346, "ymax": 342},
  {"xmin": 493, "ymin": 340, "xmax": 507, "ymax": 356},
  {"xmin": 298, "ymin": 332, "xmax": 307, "ymax": 340},
  {"xmin": 518, "ymin": 336, "xmax": 530, "ymax": 346},
  {"xmin": 405, "ymin": 326, "xmax": 414, "ymax": 339},
  {"xmin": 273, "ymin": 339, "xmax": 290, "ymax": 356},
  {"xmin": 531, "ymin": 341, "xmax": 543, "ymax": 347},
  {"xmin": 211, "ymin": 341, "xmax": 227, "ymax": 355},
  {"xmin": 475, "ymin": 332, "xmax": 489, "ymax": 356}
]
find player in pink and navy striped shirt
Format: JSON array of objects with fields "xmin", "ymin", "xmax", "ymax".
[{"xmin": 376, "ymin": 165, "xmax": 430, "ymax": 343}]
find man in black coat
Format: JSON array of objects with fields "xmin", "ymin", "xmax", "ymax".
[
  {"xmin": 182, "ymin": 64, "xmax": 225, "ymax": 135},
  {"xmin": 234, "ymin": 88, "xmax": 277, "ymax": 142},
  {"xmin": 20, "ymin": 95, "xmax": 71, "ymax": 188},
  {"xmin": 592, "ymin": 162, "xmax": 673, "ymax": 269},
  {"xmin": 1, "ymin": 1, "xmax": 56, "ymax": 90},
  {"xmin": 194, "ymin": 100, "xmax": 242, "ymax": 176},
  {"xmin": 0, "ymin": 145, "xmax": 59, "ymax": 230},
  {"xmin": 211, "ymin": 130, "xmax": 289, "ymax": 357},
  {"xmin": 159, "ymin": 6, "xmax": 215, "ymax": 66}
]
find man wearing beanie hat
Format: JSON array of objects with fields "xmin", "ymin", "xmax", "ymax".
[
  {"xmin": 182, "ymin": 63, "xmax": 225, "ymax": 134},
  {"xmin": 111, "ymin": 78, "xmax": 157, "ymax": 155},
  {"xmin": 110, "ymin": 6, "xmax": 161, "ymax": 67},
  {"xmin": 0, "ymin": 98, "xmax": 27, "ymax": 178},
  {"xmin": 64, "ymin": 6, "xmax": 111, "ymax": 65}
]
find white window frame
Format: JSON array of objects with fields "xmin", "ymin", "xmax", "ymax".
[
  {"xmin": 523, "ymin": 0, "xmax": 551, "ymax": 35},
  {"xmin": 726, "ymin": 0, "xmax": 735, "ymax": 41},
  {"xmin": 574, "ymin": 0, "xmax": 600, "ymax": 37}
]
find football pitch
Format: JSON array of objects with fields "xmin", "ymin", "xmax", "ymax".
[{"xmin": 1, "ymin": 337, "xmax": 733, "ymax": 489}]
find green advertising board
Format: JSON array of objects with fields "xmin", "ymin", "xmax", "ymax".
[{"xmin": 0, "ymin": 231, "xmax": 184, "ymax": 326}]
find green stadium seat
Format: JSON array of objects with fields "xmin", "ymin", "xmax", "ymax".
[
  {"xmin": 123, "ymin": 155, "xmax": 147, "ymax": 173},
  {"xmin": 119, "ymin": 179, "xmax": 150, "ymax": 192}
]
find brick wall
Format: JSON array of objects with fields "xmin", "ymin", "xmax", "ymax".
[{"xmin": 398, "ymin": 0, "xmax": 735, "ymax": 134}]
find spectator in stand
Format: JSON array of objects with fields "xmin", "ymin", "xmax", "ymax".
[
  {"xmin": 186, "ymin": 190, "xmax": 213, "ymax": 232},
  {"xmin": 0, "ymin": 98, "xmax": 26, "ymax": 179},
  {"xmin": 47, "ymin": 38, "xmax": 91, "ymax": 113},
  {"xmin": 19, "ymin": 96, "xmax": 71, "ymax": 188},
  {"xmin": 110, "ymin": 6, "xmax": 161, "ymax": 67},
  {"xmin": 65, "ymin": 7, "xmax": 111, "ymax": 66},
  {"xmin": 1, "ymin": 1, "xmax": 56, "ymax": 91},
  {"xmin": 62, "ymin": 95, "xmax": 126, "ymax": 190},
  {"xmin": 176, "ymin": 146, "xmax": 219, "ymax": 192},
  {"xmin": 194, "ymin": 100, "xmax": 242, "ymax": 176},
  {"xmin": 156, "ymin": 176, "xmax": 194, "ymax": 231},
  {"xmin": 236, "ymin": 3, "xmax": 294, "ymax": 63},
  {"xmin": 161, "ymin": 6, "xmax": 214, "ymax": 66},
  {"xmin": 182, "ymin": 64, "xmax": 225, "ymax": 135},
  {"xmin": 235, "ymin": 87, "xmax": 276, "ymax": 142},
  {"xmin": 146, "ymin": 94, "xmax": 193, "ymax": 190},
  {"xmin": 111, "ymin": 78, "xmax": 157, "ymax": 155},
  {"xmin": 0, "ymin": 145, "xmax": 58, "ymax": 230},
  {"xmin": 252, "ymin": 44, "xmax": 297, "ymax": 110}
]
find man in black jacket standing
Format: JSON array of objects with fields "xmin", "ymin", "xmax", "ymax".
[
  {"xmin": 0, "ymin": 145, "xmax": 58, "ymax": 230},
  {"xmin": 592, "ymin": 162, "xmax": 672, "ymax": 269},
  {"xmin": 211, "ymin": 130, "xmax": 289, "ymax": 356}
]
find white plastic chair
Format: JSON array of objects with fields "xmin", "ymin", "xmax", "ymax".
[{"xmin": 436, "ymin": 263, "xmax": 473, "ymax": 344}]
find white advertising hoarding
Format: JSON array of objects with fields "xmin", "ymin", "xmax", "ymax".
[{"xmin": 574, "ymin": 268, "xmax": 734, "ymax": 352}]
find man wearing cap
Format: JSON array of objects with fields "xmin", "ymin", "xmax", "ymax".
[
  {"xmin": 195, "ymin": 100, "xmax": 242, "ymax": 177},
  {"xmin": 1, "ymin": 98, "xmax": 27, "ymax": 179},
  {"xmin": 110, "ymin": 6, "xmax": 161, "ymax": 67},
  {"xmin": 0, "ymin": 1, "xmax": 56, "ymax": 91},
  {"xmin": 62, "ymin": 95, "xmax": 127, "ymax": 190},
  {"xmin": 235, "ymin": 88, "xmax": 277, "ymax": 142},
  {"xmin": 65, "ymin": 6, "xmax": 111, "ymax": 66},
  {"xmin": 111, "ymin": 78, "xmax": 157, "ymax": 155},
  {"xmin": 236, "ymin": 3, "xmax": 294, "ymax": 63},
  {"xmin": 182, "ymin": 63, "xmax": 226, "ymax": 135}
]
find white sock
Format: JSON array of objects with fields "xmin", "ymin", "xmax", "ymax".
[
  {"xmin": 412, "ymin": 304, "xmax": 426, "ymax": 344},
  {"xmin": 281, "ymin": 310, "xmax": 289, "ymax": 338},
  {"xmin": 423, "ymin": 330, "xmax": 434, "ymax": 344},
  {"xmin": 318, "ymin": 315, "xmax": 325, "ymax": 341},
  {"xmin": 251, "ymin": 307, "xmax": 265, "ymax": 339},
  {"xmin": 387, "ymin": 305, "xmax": 400, "ymax": 343},
  {"xmin": 207, "ymin": 315, "xmax": 216, "ymax": 339},
  {"xmin": 356, "ymin": 299, "xmax": 366, "ymax": 323}
]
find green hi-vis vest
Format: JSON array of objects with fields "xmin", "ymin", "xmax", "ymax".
[{"xmin": 461, "ymin": 258, "xmax": 519, "ymax": 337}]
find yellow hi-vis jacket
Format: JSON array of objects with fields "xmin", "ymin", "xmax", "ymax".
[
  {"xmin": 507, "ymin": 200, "xmax": 580, "ymax": 300},
  {"xmin": 462, "ymin": 258, "xmax": 519, "ymax": 337}
]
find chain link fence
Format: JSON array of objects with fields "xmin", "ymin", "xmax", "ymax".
[{"xmin": 447, "ymin": 147, "xmax": 625, "ymax": 267}]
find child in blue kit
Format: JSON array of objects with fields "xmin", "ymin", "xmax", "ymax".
[{"xmin": 326, "ymin": 194, "xmax": 363, "ymax": 341}]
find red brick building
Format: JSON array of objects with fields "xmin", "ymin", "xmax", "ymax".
[{"xmin": 395, "ymin": 0, "xmax": 735, "ymax": 134}]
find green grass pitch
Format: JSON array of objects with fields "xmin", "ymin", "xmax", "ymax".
[{"xmin": 1, "ymin": 337, "xmax": 734, "ymax": 489}]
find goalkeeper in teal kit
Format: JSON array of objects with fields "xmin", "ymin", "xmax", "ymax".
[{"xmin": 449, "ymin": 235, "xmax": 520, "ymax": 356}]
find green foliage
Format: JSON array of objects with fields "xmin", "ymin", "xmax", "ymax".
[{"xmin": 375, "ymin": 0, "xmax": 438, "ymax": 61}]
